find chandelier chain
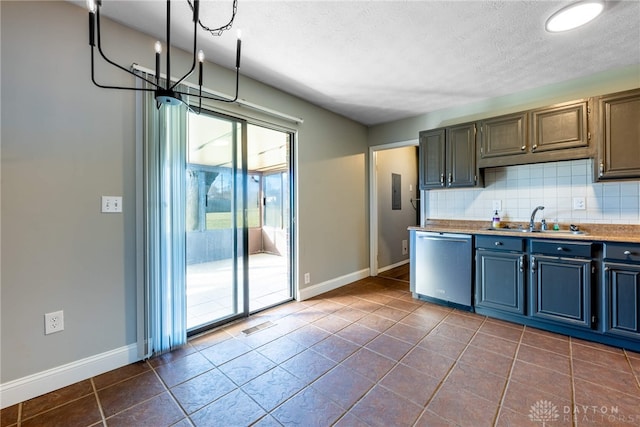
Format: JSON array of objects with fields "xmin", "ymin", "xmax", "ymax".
[{"xmin": 187, "ymin": 0, "xmax": 238, "ymax": 36}]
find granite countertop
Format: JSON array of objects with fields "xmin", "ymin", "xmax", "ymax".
[{"xmin": 409, "ymin": 220, "xmax": 640, "ymax": 244}]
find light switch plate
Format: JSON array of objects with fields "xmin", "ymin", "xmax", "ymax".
[{"xmin": 102, "ymin": 196, "xmax": 123, "ymax": 213}]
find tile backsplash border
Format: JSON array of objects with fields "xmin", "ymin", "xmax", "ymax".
[{"xmin": 425, "ymin": 159, "xmax": 640, "ymax": 225}]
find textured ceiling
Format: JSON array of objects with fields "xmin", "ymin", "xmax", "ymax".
[{"xmin": 82, "ymin": 0, "xmax": 640, "ymax": 125}]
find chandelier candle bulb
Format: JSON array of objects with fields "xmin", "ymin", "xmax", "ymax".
[
  {"xmin": 87, "ymin": 0, "xmax": 96, "ymax": 47},
  {"xmin": 155, "ymin": 41, "xmax": 162, "ymax": 82},
  {"xmin": 198, "ymin": 50, "xmax": 204, "ymax": 86},
  {"xmin": 236, "ymin": 30, "xmax": 242, "ymax": 69}
]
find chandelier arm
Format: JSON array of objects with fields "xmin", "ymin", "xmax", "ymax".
[
  {"xmin": 95, "ymin": 6, "xmax": 160, "ymax": 89},
  {"xmin": 173, "ymin": 66, "xmax": 239, "ymax": 105},
  {"xmin": 170, "ymin": 5, "xmax": 199, "ymax": 90}
]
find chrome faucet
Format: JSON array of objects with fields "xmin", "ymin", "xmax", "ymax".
[{"xmin": 529, "ymin": 206, "xmax": 545, "ymax": 232}]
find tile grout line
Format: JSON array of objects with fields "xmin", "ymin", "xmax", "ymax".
[
  {"xmin": 90, "ymin": 378, "xmax": 107, "ymax": 427},
  {"xmin": 16, "ymin": 402, "xmax": 22, "ymax": 427},
  {"xmin": 568, "ymin": 336, "xmax": 577, "ymax": 427},
  {"xmin": 623, "ymin": 349, "xmax": 640, "ymax": 390},
  {"xmin": 491, "ymin": 323, "xmax": 526, "ymax": 427},
  {"xmin": 145, "ymin": 361, "xmax": 194, "ymax": 425},
  {"xmin": 330, "ymin": 296, "xmax": 451, "ymax": 427},
  {"xmin": 410, "ymin": 310, "xmax": 488, "ymax": 426}
]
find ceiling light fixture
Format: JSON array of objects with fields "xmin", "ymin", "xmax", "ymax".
[
  {"xmin": 545, "ymin": 0, "xmax": 604, "ymax": 32},
  {"xmin": 87, "ymin": 0, "xmax": 241, "ymax": 110}
]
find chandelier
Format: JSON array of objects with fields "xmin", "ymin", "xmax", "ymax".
[{"xmin": 87, "ymin": 0, "xmax": 241, "ymax": 110}]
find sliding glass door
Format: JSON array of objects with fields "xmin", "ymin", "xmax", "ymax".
[{"xmin": 185, "ymin": 111, "xmax": 293, "ymax": 333}]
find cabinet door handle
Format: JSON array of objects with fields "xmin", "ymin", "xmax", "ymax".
[
  {"xmin": 624, "ymin": 250, "xmax": 632, "ymax": 256},
  {"xmin": 494, "ymin": 241, "xmax": 502, "ymax": 246},
  {"xmin": 599, "ymin": 162, "xmax": 604, "ymax": 177},
  {"xmin": 520, "ymin": 145, "xmax": 526, "ymax": 151},
  {"xmin": 557, "ymin": 247, "xmax": 564, "ymax": 252},
  {"xmin": 440, "ymin": 174, "xmax": 445, "ymax": 186},
  {"xmin": 531, "ymin": 256, "xmax": 536, "ymax": 272},
  {"xmin": 532, "ymin": 144, "xmax": 538, "ymax": 151},
  {"xmin": 448, "ymin": 173, "xmax": 453, "ymax": 185},
  {"xmin": 519, "ymin": 256, "xmax": 524, "ymax": 272}
]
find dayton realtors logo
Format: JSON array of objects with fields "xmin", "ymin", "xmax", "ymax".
[
  {"xmin": 529, "ymin": 400, "xmax": 560, "ymax": 426},
  {"xmin": 529, "ymin": 399, "xmax": 638, "ymax": 425}
]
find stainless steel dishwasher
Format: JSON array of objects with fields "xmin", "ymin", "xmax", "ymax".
[{"xmin": 410, "ymin": 231, "xmax": 473, "ymax": 310}]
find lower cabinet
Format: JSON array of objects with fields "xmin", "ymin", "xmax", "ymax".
[
  {"xmin": 603, "ymin": 263, "xmax": 640, "ymax": 339},
  {"xmin": 471, "ymin": 236, "xmax": 640, "ymax": 351},
  {"xmin": 530, "ymin": 255, "xmax": 593, "ymax": 329},
  {"xmin": 475, "ymin": 236, "xmax": 526, "ymax": 315},
  {"xmin": 603, "ymin": 242, "xmax": 640, "ymax": 340}
]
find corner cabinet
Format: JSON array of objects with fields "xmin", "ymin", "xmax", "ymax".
[
  {"xmin": 419, "ymin": 123, "xmax": 478, "ymax": 190},
  {"xmin": 594, "ymin": 88, "xmax": 640, "ymax": 181}
]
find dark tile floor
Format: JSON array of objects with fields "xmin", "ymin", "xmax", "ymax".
[{"xmin": 3, "ymin": 267, "xmax": 640, "ymax": 426}]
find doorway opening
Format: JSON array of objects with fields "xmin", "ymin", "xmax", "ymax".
[
  {"xmin": 185, "ymin": 111, "xmax": 294, "ymax": 334},
  {"xmin": 369, "ymin": 140, "xmax": 420, "ymax": 277}
]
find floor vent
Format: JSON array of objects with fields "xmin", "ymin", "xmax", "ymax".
[{"xmin": 242, "ymin": 321, "xmax": 276, "ymax": 336}]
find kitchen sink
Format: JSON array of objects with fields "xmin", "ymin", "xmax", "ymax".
[{"xmin": 483, "ymin": 227, "xmax": 587, "ymax": 235}]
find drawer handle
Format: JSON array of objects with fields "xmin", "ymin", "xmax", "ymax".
[
  {"xmin": 624, "ymin": 250, "xmax": 632, "ymax": 256},
  {"xmin": 557, "ymin": 247, "xmax": 564, "ymax": 252},
  {"xmin": 494, "ymin": 242, "xmax": 503, "ymax": 246}
]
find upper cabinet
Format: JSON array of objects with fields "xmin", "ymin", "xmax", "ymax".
[
  {"xmin": 530, "ymin": 101, "xmax": 589, "ymax": 152},
  {"xmin": 477, "ymin": 99, "xmax": 593, "ymax": 169},
  {"xmin": 419, "ymin": 123, "xmax": 478, "ymax": 190},
  {"xmin": 420, "ymin": 89, "xmax": 639, "ymax": 183},
  {"xmin": 419, "ymin": 129, "xmax": 446, "ymax": 189},
  {"xmin": 594, "ymin": 88, "xmax": 640, "ymax": 181},
  {"xmin": 479, "ymin": 112, "xmax": 527, "ymax": 158}
]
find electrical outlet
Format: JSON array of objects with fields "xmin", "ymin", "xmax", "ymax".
[
  {"xmin": 101, "ymin": 196, "xmax": 123, "ymax": 213},
  {"xmin": 573, "ymin": 197, "xmax": 586, "ymax": 210},
  {"xmin": 45, "ymin": 310, "xmax": 64, "ymax": 335},
  {"xmin": 402, "ymin": 239, "xmax": 408, "ymax": 255},
  {"xmin": 304, "ymin": 273, "xmax": 310, "ymax": 284},
  {"xmin": 492, "ymin": 200, "xmax": 502, "ymax": 211}
]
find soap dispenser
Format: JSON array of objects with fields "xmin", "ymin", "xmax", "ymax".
[{"xmin": 492, "ymin": 210, "xmax": 501, "ymax": 229}]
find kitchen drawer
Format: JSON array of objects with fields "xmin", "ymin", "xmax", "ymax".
[
  {"xmin": 476, "ymin": 236, "xmax": 525, "ymax": 252},
  {"xmin": 604, "ymin": 243, "xmax": 640, "ymax": 263},
  {"xmin": 530, "ymin": 240, "xmax": 592, "ymax": 258}
]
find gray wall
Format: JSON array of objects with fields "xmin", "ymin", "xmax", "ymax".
[
  {"xmin": 1, "ymin": 1, "xmax": 368, "ymax": 383},
  {"xmin": 376, "ymin": 147, "xmax": 418, "ymax": 268}
]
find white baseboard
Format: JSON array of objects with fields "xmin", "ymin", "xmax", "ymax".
[
  {"xmin": 0, "ymin": 344, "xmax": 139, "ymax": 409},
  {"xmin": 297, "ymin": 268, "xmax": 370, "ymax": 301},
  {"xmin": 378, "ymin": 259, "xmax": 409, "ymax": 274}
]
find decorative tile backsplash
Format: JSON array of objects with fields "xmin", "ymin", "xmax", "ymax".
[{"xmin": 425, "ymin": 159, "xmax": 640, "ymax": 225}]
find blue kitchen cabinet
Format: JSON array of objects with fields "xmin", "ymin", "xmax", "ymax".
[
  {"xmin": 603, "ymin": 243, "xmax": 640, "ymax": 340},
  {"xmin": 475, "ymin": 236, "xmax": 526, "ymax": 315},
  {"xmin": 529, "ymin": 240, "xmax": 594, "ymax": 330}
]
